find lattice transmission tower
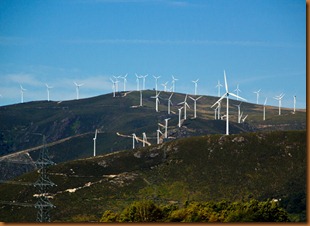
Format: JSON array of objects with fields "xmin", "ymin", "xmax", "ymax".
[{"xmin": 33, "ymin": 135, "xmax": 56, "ymax": 222}]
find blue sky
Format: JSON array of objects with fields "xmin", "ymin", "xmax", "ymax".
[{"xmin": 0, "ymin": 0, "xmax": 306, "ymax": 108}]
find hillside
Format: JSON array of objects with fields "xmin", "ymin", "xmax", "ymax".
[
  {"xmin": 0, "ymin": 91, "xmax": 306, "ymax": 180},
  {"xmin": 0, "ymin": 130, "xmax": 306, "ymax": 222}
]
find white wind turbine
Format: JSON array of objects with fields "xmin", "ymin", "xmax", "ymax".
[
  {"xmin": 254, "ymin": 89, "xmax": 261, "ymax": 104},
  {"xmin": 110, "ymin": 78, "xmax": 118, "ymax": 97},
  {"xmin": 132, "ymin": 133, "xmax": 139, "ymax": 149},
  {"xmin": 20, "ymin": 85, "xmax": 26, "ymax": 103},
  {"xmin": 120, "ymin": 74, "xmax": 128, "ymax": 92},
  {"xmin": 157, "ymin": 128, "xmax": 163, "ymax": 144},
  {"xmin": 139, "ymin": 90, "xmax": 143, "ymax": 107},
  {"xmin": 45, "ymin": 84, "xmax": 53, "ymax": 102},
  {"xmin": 234, "ymin": 84, "xmax": 241, "ymax": 100},
  {"xmin": 151, "ymin": 91, "xmax": 161, "ymax": 112},
  {"xmin": 171, "ymin": 75, "xmax": 178, "ymax": 92},
  {"xmin": 113, "ymin": 76, "xmax": 121, "ymax": 92},
  {"xmin": 153, "ymin": 75, "xmax": 161, "ymax": 92},
  {"xmin": 263, "ymin": 97, "xmax": 268, "ymax": 121},
  {"xmin": 293, "ymin": 95, "xmax": 296, "ymax": 114},
  {"xmin": 142, "ymin": 132, "xmax": 148, "ymax": 147},
  {"xmin": 164, "ymin": 118, "xmax": 170, "ymax": 138},
  {"xmin": 178, "ymin": 107, "xmax": 183, "ymax": 127},
  {"xmin": 211, "ymin": 70, "xmax": 246, "ymax": 135},
  {"xmin": 74, "ymin": 82, "xmax": 84, "ymax": 100},
  {"xmin": 189, "ymin": 96, "xmax": 202, "ymax": 119},
  {"xmin": 235, "ymin": 102, "xmax": 242, "ymax": 123},
  {"xmin": 215, "ymin": 80, "xmax": 223, "ymax": 97},
  {"xmin": 135, "ymin": 74, "xmax": 141, "ymax": 91},
  {"xmin": 273, "ymin": 93, "xmax": 285, "ymax": 115},
  {"xmin": 141, "ymin": 74, "xmax": 148, "ymax": 90},
  {"xmin": 178, "ymin": 94, "xmax": 190, "ymax": 120},
  {"xmin": 161, "ymin": 82, "xmax": 168, "ymax": 92},
  {"xmin": 93, "ymin": 129, "xmax": 98, "ymax": 157},
  {"xmin": 192, "ymin": 79, "xmax": 199, "ymax": 95},
  {"xmin": 242, "ymin": 114, "xmax": 248, "ymax": 123},
  {"xmin": 167, "ymin": 93, "xmax": 174, "ymax": 114}
]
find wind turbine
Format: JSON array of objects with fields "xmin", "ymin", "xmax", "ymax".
[
  {"xmin": 242, "ymin": 114, "xmax": 248, "ymax": 123},
  {"xmin": 157, "ymin": 128, "xmax": 163, "ymax": 144},
  {"xmin": 167, "ymin": 93, "xmax": 174, "ymax": 114},
  {"xmin": 45, "ymin": 84, "xmax": 53, "ymax": 102},
  {"xmin": 164, "ymin": 118, "xmax": 170, "ymax": 138},
  {"xmin": 141, "ymin": 74, "xmax": 148, "ymax": 90},
  {"xmin": 234, "ymin": 84, "xmax": 241, "ymax": 100},
  {"xmin": 254, "ymin": 89, "xmax": 261, "ymax": 104},
  {"xmin": 293, "ymin": 95, "xmax": 296, "ymax": 114},
  {"xmin": 178, "ymin": 94, "xmax": 190, "ymax": 120},
  {"xmin": 178, "ymin": 107, "xmax": 183, "ymax": 127},
  {"xmin": 74, "ymin": 82, "xmax": 84, "ymax": 100},
  {"xmin": 120, "ymin": 74, "xmax": 128, "ymax": 92},
  {"xmin": 192, "ymin": 79, "xmax": 199, "ymax": 95},
  {"xmin": 171, "ymin": 75, "xmax": 178, "ymax": 92},
  {"xmin": 263, "ymin": 97, "xmax": 268, "ymax": 120},
  {"xmin": 161, "ymin": 82, "xmax": 168, "ymax": 92},
  {"xmin": 151, "ymin": 91, "xmax": 161, "ymax": 112},
  {"xmin": 273, "ymin": 93, "xmax": 285, "ymax": 115},
  {"xmin": 142, "ymin": 132, "xmax": 148, "ymax": 147},
  {"xmin": 211, "ymin": 70, "xmax": 246, "ymax": 135},
  {"xmin": 153, "ymin": 75, "xmax": 160, "ymax": 92},
  {"xmin": 139, "ymin": 90, "xmax": 143, "ymax": 107},
  {"xmin": 132, "ymin": 133, "xmax": 139, "ymax": 149},
  {"xmin": 110, "ymin": 78, "xmax": 118, "ymax": 97},
  {"xmin": 215, "ymin": 80, "xmax": 223, "ymax": 97},
  {"xmin": 20, "ymin": 85, "xmax": 26, "ymax": 103},
  {"xmin": 189, "ymin": 96, "xmax": 202, "ymax": 119},
  {"xmin": 235, "ymin": 102, "xmax": 242, "ymax": 123},
  {"xmin": 135, "ymin": 74, "xmax": 141, "ymax": 91},
  {"xmin": 93, "ymin": 129, "xmax": 98, "ymax": 157}
]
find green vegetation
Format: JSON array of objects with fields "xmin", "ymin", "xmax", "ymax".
[
  {"xmin": 100, "ymin": 199, "xmax": 290, "ymax": 222},
  {"xmin": 0, "ymin": 130, "xmax": 306, "ymax": 222}
]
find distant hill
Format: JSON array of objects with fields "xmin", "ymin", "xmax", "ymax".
[
  {"xmin": 0, "ymin": 91, "xmax": 306, "ymax": 181},
  {"xmin": 0, "ymin": 130, "xmax": 306, "ymax": 222}
]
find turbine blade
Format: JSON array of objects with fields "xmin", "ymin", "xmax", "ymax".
[
  {"xmin": 211, "ymin": 94, "xmax": 226, "ymax": 108},
  {"xmin": 229, "ymin": 93, "xmax": 247, "ymax": 102},
  {"xmin": 223, "ymin": 70, "xmax": 228, "ymax": 93}
]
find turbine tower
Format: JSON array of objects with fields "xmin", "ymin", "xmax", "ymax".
[
  {"xmin": 171, "ymin": 75, "xmax": 178, "ymax": 92},
  {"xmin": 151, "ymin": 91, "xmax": 161, "ymax": 112},
  {"xmin": 263, "ymin": 97, "xmax": 268, "ymax": 121},
  {"xmin": 178, "ymin": 107, "xmax": 183, "ymax": 127},
  {"xmin": 215, "ymin": 80, "xmax": 223, "ymax": 97},
  {"xmin": 161, "ymin": 82, "xmax": 168, "ymax": 92},
  {"xmin": 120, "ymin": 74, "xmax": 128, "ymax": 92},
  {"xmin": 189, "ymin": 96, "xmax": 202, "ymax": 119},
  {"xmin": 254, "ymin": 89, "xmax": 261, "ymax": 104},
  {"xmin": 139, "ymin": 90, "xmax": 143, "ymax": 107},
  {"xmin": 153, "ymin": 75, "xmax": 160, "ymax": 92},
  {"xmin": 234, "ymin": 84, "xmax": 241, "ymax": 100},
  {"xmin": 113, "ymin": 76, "xmax": 120, "ymax": 92},
  {"xmin": 157, "ymin": 128, "xmax": 163, "ymax": 144},
  {"xmin": 235, "ymin": 102, "xmax": 242, "ymax": 123},
  {"xmin": 45, "ymin": 84, "xmax": 53, "ymax": 102},
  {"xmin": 135, "ymin": 74, "xmax": 141, "ymax": 91},
  {"xmin": 164, "ymin": 118, "xmax": 170, "ymax": 139},
  {"xmin": 273, "ymin": 93, "xmax": 285, "ymax": 115},
  {"xmin": 167, "ymin": 93, "xmax": 174, "ymax": 114},
  {"xmin": 192, "ymin": 79, "xmax": 199, "ymax": 95},
  {"xmin": 211, "ymin": 70, "xmax": 246, "ymax": 135},
  {"xmin": 141, "ymin": 74, "xmax": 148, "ymax": 90},
  {"xmin": 293, "ymin": 95, "xmax": 296, "ymax": 114},
  {"xmin": 110, "ymin": 78, "xmax": 118, "ymax": 97},
  {"xmin": 178, "ymin": 94, "xmax": 190, "ymax": 120},
  {"xmin": 74, "ymin": 82, "xmax": 84, "ymax": 100},
  {"xmin": 20, "ymin": 85, "xmax": 26, "ymax": 103},
  {"xmin": 132, "ymin": 133, "xmax": 138, "ymax": 149},
  {"xmin": 93, "ymin": 129, "xmax": 98, "ymax": 157}
]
